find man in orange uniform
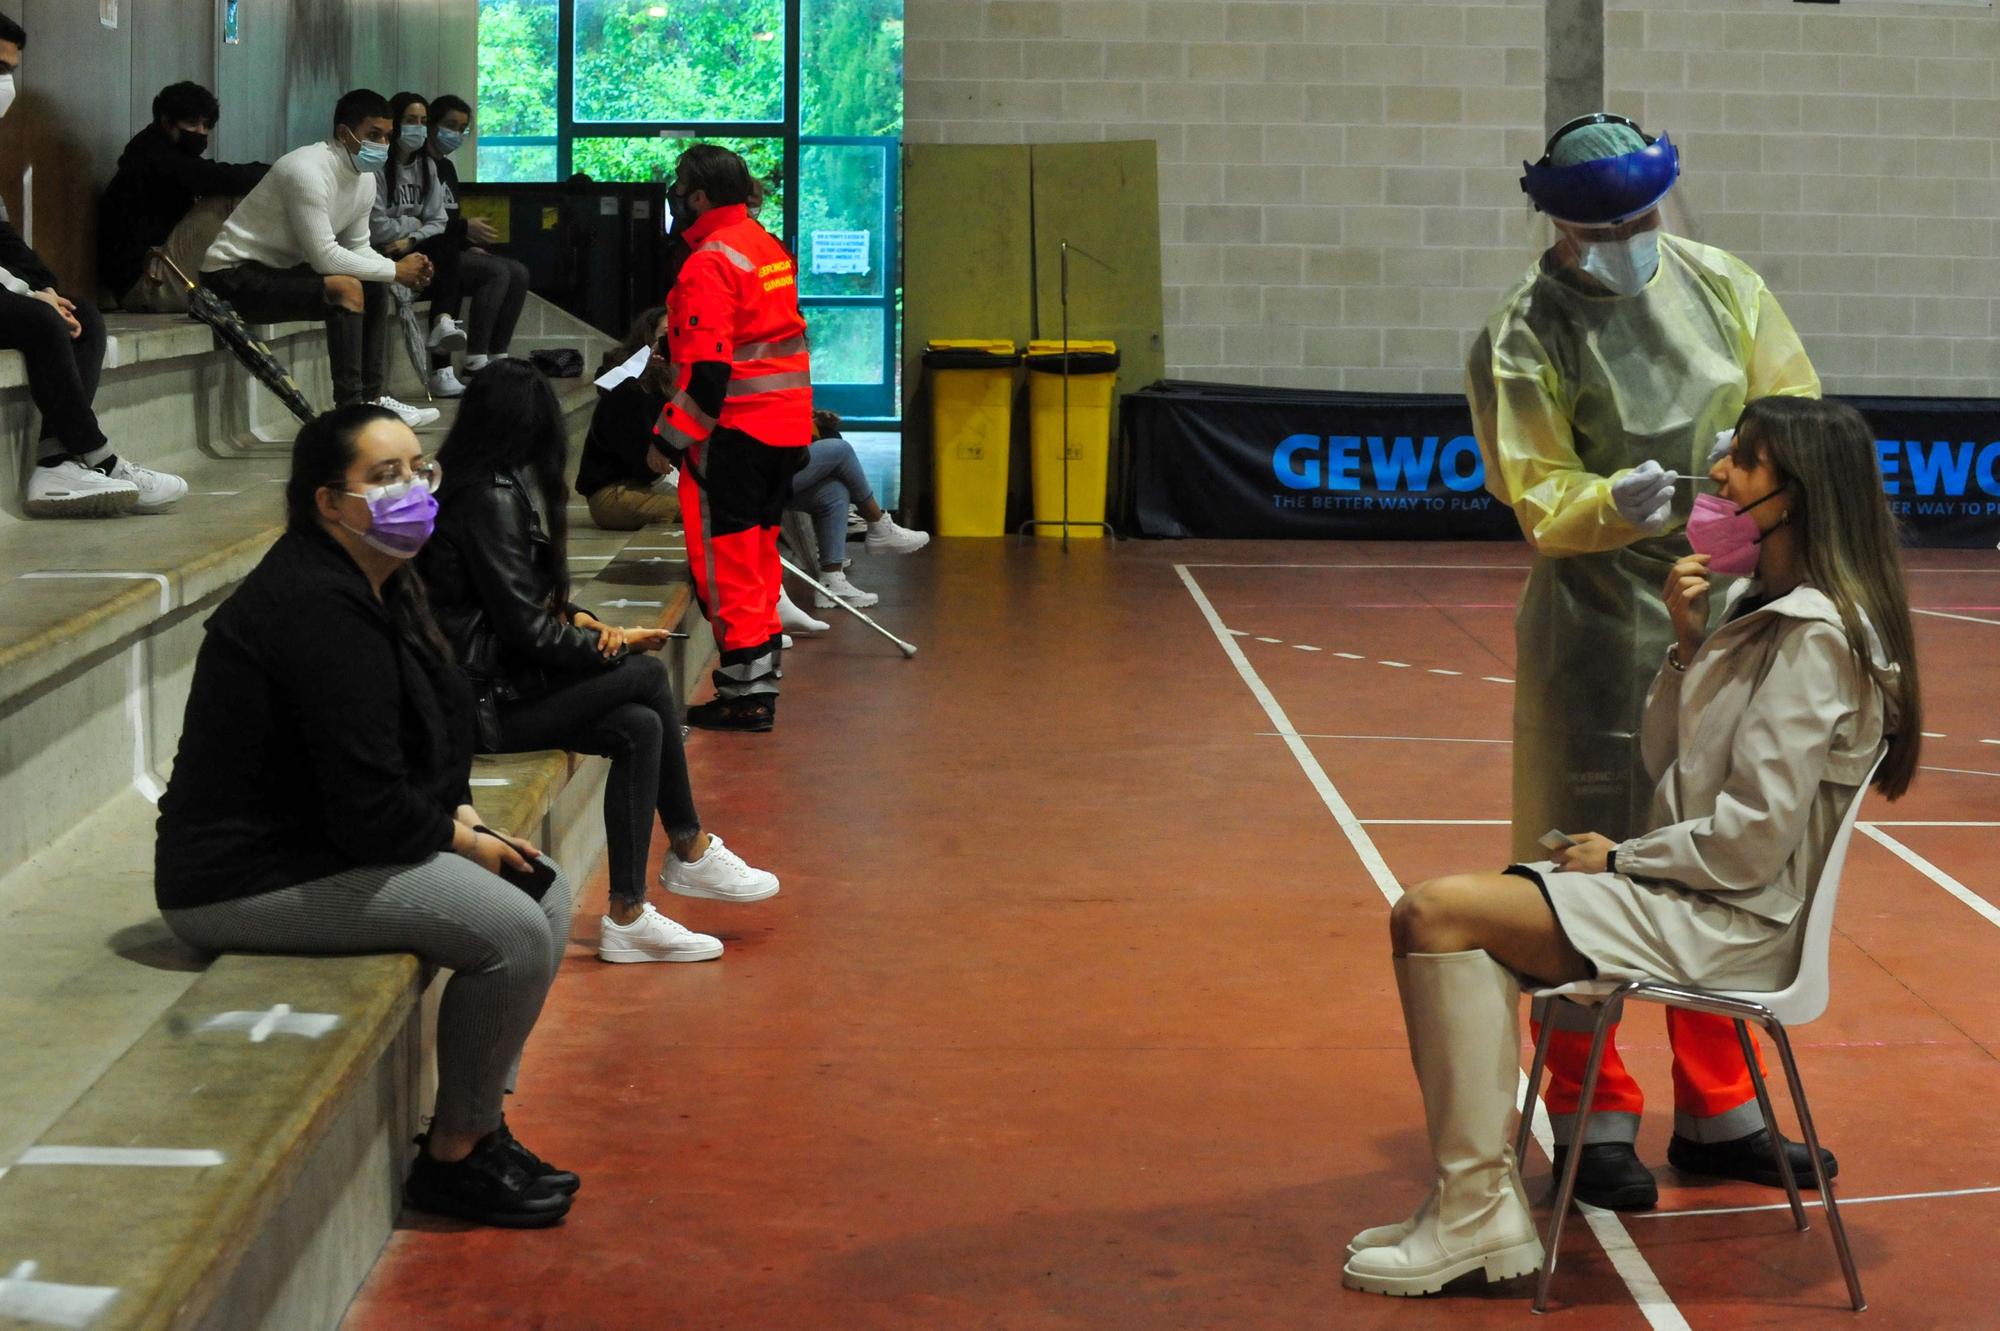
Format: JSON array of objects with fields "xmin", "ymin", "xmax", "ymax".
[{"xmin": 654, "ymin": 145, "xmax": 812, "ymax": 733}]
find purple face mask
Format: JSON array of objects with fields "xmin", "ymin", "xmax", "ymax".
[
  {"xmin": 1685, "ymin": 488, "xmax": 1783, "ymax": 576},
  {"xmin": 342, "ymin": 476, "xmax": 438, "ymax": 559}
]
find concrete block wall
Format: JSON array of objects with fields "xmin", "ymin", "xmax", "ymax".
[
  {"xmin": 1607, "ymin": 0, "xmax": 2000, "ymax": 396},
  {"xmin": 904, "ymin": 0, "xmax": 1547, "ymax": 393},
  {"xmin": 907, "ymin": 0, "xmax": 2000, "ymax": 397}
]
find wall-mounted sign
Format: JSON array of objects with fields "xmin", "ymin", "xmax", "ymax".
[
  {"xmin": 223, "ymin": 0, "xmax": 241, "ymax": 44},
  {"xmin": 811, "ymin": 230, "xmax": 871, "ymax": 276}
]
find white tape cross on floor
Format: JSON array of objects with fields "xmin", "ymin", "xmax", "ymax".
[
  {"xmin": 1178, "ymin": 564, "xmax": 1691, "ymax": 1331},
  {"xmin": 0, "ymin": 1261, "xmax": 120, "ymax": 1330},
  {"xmin": 14, "ymin": 1147, "xmax": 223, "ymax": 1168},
  {"xmin": 200, "ymin": 1005, "xmax": 340, "ymax": 1042}
]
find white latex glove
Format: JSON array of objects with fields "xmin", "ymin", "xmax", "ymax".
[
  {"xmin": 1611, "ymin": 459, "xmax": 1678, "ymax": 534},
  {"xmin": 1707, "ymin": 428, "xmax": 1733, "ymax": 469}
]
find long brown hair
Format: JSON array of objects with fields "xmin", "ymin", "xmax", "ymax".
[{"xmin": 1733, "ymin": 396, "xmax": 1923, "ymax": 798}]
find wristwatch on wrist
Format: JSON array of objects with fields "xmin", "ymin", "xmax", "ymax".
[{"xmin": 1666, "ymin": 644, "xmax": 1687, "ymax": 673}]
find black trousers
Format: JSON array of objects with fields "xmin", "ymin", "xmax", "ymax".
[
  {"xmin": 493, "ymin": 654, "xmax": 700, "ymax": 909},
  {"xmin": 201, "ymin": 262, "xmax": 391, "ymax": 405},
  {"xmin": 0, "ymin": 286, "xmax": 107, "ymax": 456}
]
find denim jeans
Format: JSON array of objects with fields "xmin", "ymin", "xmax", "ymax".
[{"xmin": 786, "ymin": 436, "xmax": 874, "ymax": 567}]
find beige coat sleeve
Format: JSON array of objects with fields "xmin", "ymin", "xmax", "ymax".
[
  {"xmin": 1616, "ymin": 620, "xmax": 1858, "ymax": 895},
  {"xmin": 1638, "ymin": 648, "xmax": 1684, "ymax": 785}
]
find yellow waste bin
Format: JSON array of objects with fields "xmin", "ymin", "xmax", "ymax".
[
  {"xmin": 925, "ymin": 339, "xmax": 1021, "ymax": 537},
  {"xmin": 1025, "ymin": 338, "xmax": 1120, "ymax": 538}
]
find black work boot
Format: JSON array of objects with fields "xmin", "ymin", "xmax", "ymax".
[
  {"xmin": 1668, "ymin": 1128, "xmax": 1838, "ymax": 1189},
  {"xmin": 686, "ymin": 696, "xmax": 775, "ymax": 732},
  {"xmin": 1549, "ymin": 1141, "xmax": 1659, "ymax": 1211},
  {"xmin": 405, "ymin": 1131, "xmax": 573, "ymax": 1228}
]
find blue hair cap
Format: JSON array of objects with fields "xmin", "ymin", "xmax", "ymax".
[{"xmin": 1520, "ymin": 134, "xmax": 1680, "ymax": 225}]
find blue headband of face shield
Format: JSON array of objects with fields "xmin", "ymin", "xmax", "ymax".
[{"xmin": 1520, "ymin": 127, "xmax": 1681, "ymax": 226}]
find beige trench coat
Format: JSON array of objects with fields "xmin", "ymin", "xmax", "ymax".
[{"xmin": 1532, "ymin": 580, "xmax": 1898, "ymax": 993}]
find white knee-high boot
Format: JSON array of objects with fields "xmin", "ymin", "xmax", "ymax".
[
  {"xmin": 1343, "ymin": 949, "xmax": 1542, "ymax": 1296},
  {"xmin": 1348, "ymin": 955, "xmax": 1434, "ymax": 1255}
]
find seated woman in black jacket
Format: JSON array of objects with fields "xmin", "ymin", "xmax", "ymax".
[
  {"xmin": 576, "ymin": 306, "xmax": 680, "ymax": 532},
  {"xmin": 155, "ymin": 404, "xmax": 577, "ymax": 1229},
  {"xmin": 422, "ymin": 359, "xmax": 779, "ymax": 965}
]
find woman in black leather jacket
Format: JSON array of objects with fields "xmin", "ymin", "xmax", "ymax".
[{"xmin": 422, "ymin": 360, "xmax": 781, "ymax": 965}]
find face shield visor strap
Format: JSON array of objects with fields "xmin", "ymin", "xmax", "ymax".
[{"xmin": 1519, "ymin": 133, "xmax": 1681, "ymax": 226}]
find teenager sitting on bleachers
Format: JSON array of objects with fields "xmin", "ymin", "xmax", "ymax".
[
  {"xmin": 199, "ymin": 88, "xmax": 440, "ymax": 429},
  {"xmin": 421, "ymin": 360, "xmax": 782, "ymax": 966},
  {"xmin": 155, "ymin": 404, "xmax": 579, "ymax": 1228},
  {"xmin": 98, "ymin": 80, "xmax": 269, "ymax": 314},
  {"xmin": 788, "ymin": 407, "xmax": 928, "ymax": 610},
  {"xmin": 424, "ymin": 94, "xmax": 531, "ymax": 382},
  {"xmin": 0, "ymin": 13, "xmax": 187, "ymax": 518},
  {"xmin": 577, "ymin": 306, "xmax": 680, "ymax": 531},
  {"xmin": 370, "ymin": 91, "xmax": 465, "ymax": 399}
]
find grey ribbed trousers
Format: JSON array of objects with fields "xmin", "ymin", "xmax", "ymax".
[{"xmin": 162, "ymin": 853, "xmax": 574, "ymax": 1138}]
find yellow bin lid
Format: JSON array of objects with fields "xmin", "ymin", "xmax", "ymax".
[
  {"xmin": 1025, "ymin": 338, "xmax": 1117, "ymax": 356},
  {"xmin": 927, "ymin": 339, "xmax": 1019, "ymax": 355}
]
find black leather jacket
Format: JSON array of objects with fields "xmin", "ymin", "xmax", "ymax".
[{"xmin": 421, "ymin": 469, "xmax": 621, "ymax": 745}]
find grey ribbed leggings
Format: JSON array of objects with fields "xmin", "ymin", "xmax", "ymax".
[{"xmin": 162, "ymin": 853, "xmax": 574, "ymax": 1139}]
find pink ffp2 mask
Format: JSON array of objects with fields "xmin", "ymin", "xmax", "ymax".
[{"xmin": 1684, "ymin": 490, "xmax": 1780, "ymax": 576}]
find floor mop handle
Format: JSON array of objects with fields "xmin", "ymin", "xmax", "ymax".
[{"xmin": 778, "ymin": 554, "xmax": 918, "ymax": 658}]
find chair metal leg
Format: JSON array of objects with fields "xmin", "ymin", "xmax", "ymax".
[
  {"xmin": 1764, "ymin": 1018, "xmax": 1867, "ymax": 1312},
  {"xmin": 1734, "ymin": 1018, "xmax": 1809, "ymax": 1232},
  {"xmin": 1532, "ymin": 994, "xmax": 1624, "ymax": 1314},
  {"xmin": 1516, "ymin": 1008, "xmax": 1555, "ymax": 1166}
]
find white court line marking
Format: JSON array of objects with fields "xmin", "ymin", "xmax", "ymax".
[
  {"xmin": 1430, "ymin": 668, "xmax": 1462, "ymax": 676},
  {"xmin": 1260, "ymin": 732, "xmax": 1510, "ymax": 746},
  {"xmin": 126, "ymin": 648, "xmax": 163, "ymax": 805},
  {"xmin": 15, "ymin": 1147, "xmax": 222, "ymax": 1168},
  {"xmin": 1380, "ymin": 660, "xmax": 1411, "ymax": 668},
  {"xmin": 189, "ymin": 490, "xmax": 241, "ymax": 496},
  {"xmin": 1922, "ymin": 732, "xmax": 1947, "ymax": 738},
  {"xmin": 1983, "ymin": 739, "xmax": 2000, "ymax": 746},
  {"xmin": 1483, "ymin": 676, "xmax": 1515, "ymax": 684},
  {"xmin": 1177, "ymin": 564, "xmax": 1689, "ymax": 1331},
  {"xmin": 1362, "ymin": 819, "xmax": 1511, "ymax": 826},
  {"xmin": 1859, "ymin": 826, "xmax": 2000, "ymax": 929},
  {"xmin": 1255, "ymin": 636, "xmax": 1284, "ymax": 643},
  {"xmin": 19, "ymin": 570, "xmax": 171, "ymax": 615},
  {"xmin": 568, "ymin": 554, "xmax": 616, "ymax": 562},
  {"xmin": 1293, "ymin": 644, "xmax": 1321, "ymax": 652},
  {"xmin": 1226, "ymin": 629, "xmax": 1250, "ymax": 636},
  {"xmin": 1921, "ymin": 765, "xmax": 2000, "ymax": 780},
  {"xmin": 0, "ymin": 1261, "xmax": 121, "ymax": 1329},
  {"xmin": 1333, "ymin": 652, "xmax": 1365, "ymax": 660},
  {"xmin": 468, "ymin": 777, "xmax": 511, "ymax": 787},
  {"xmin": 1914, "ymin": 608, "xmax": 2000, "ymax": 627},
  {"xmin": 1632, "ymin": 1183, "xmax": 2000, "ymax": 1220},
  {"xmin": 1862, "ymin": 820, "xmax": 2000, "ymax": 828}
]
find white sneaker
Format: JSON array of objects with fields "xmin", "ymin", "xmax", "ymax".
[
  {"xmin": 24, "ymin": 458, "xmax": 138, "ymax": 518},
  {"xmin": 661, "ymin": 834, "xmax": 780, "ymax": 903},
  {"xmin": 107, "ymin": 456, "xmax": 189, "ymax": 513},
  {"xmin": 596, "ymin": 902, "xmax": 723, "ymax": 963},
  {"xmin": 373, "ymin": 396, "xmax": 442, "ymax": 429},
  {"xmin": 777, "ymin": 587, "xmax": 830, "ymax": 633},
  {"xmin": 428, "ymin": 367, "xmax": 467, "ymax": 398},
  {"xmin": 813, "ymin": 569, "xmax": 879, "ymax": 609},
  {"xmin": 427, "ymin": 315, "xmax": 467, "ymax": 351},
  {"xmin": 865, "ymin": 516, "xmax": 930, "ymax": 555},
  {"xmin": 846, "ymin": 506, "xmax": 868, "ymax": 536},
  {"xmin": 462, "ymin": 353, "xmax": 491, "ymax": 374},
  {"xmin": 781, "ymin": 633, "xmax": 794, "ymax": 649}
]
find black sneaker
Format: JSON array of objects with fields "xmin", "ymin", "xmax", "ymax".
[
  {"xmin": 686, "ymin": 697, "xmax": 775, "ymax": 733},
  {"xmin": 405, "ymin": 1132, "xmax": 572, "ymax": 1228},
  {"xmin": 492, "ymin": 1119, "xmax": 580, "ymax": 1195},
  {"xmin": 1549, "ymin": 1141, "xmax": 1659, "ymax": 1211},
  {"xmin": 1668, "ymin": 1128, "xmax": 1837, "ymax": 1190}
]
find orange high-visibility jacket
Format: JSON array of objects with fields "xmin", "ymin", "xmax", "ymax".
[{"xmin": 656, "ymin": 203, "xmax": 813, "ymax": 451}]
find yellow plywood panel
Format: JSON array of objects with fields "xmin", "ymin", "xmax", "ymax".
[
  {"xmin": 902, "ymin": 143, "xmax": 1035, "ymax": 526},
  {"xmin": 1028, "ymin": 140, "xmax": 1167, "ymax": 398}
]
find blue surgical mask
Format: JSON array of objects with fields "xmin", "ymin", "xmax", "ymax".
[
  {"xmin": 398, "ymin": 124, "xmax": 428, "ymax": 152},
  {"xmin": 352, "ymin": 140, "xmax": 389, "ymax": 174},
  {"xmin": 1577, "ymin": 230, "xmax": 1661, "ymax": 297},
  {"xmin": 435, "ymin": 128, "xmax": 465, "ymax": 156}
]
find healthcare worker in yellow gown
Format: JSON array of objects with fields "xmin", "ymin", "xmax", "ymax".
[{"xmin": 1466, "ymin": 114, "xmax": 1832, "ymax": 1210}]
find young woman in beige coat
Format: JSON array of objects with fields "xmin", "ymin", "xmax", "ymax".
[{"xmin": 1344, "ymin": 396, "xmax": 1924, "ymax": 1298}]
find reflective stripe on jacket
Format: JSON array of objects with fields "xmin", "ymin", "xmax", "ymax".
[{"xmin": 657, "ymin": 203, "xmax": 812, "ymax": 451}]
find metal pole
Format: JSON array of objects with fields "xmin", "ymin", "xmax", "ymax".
[{"xmin": 1016, "ymin": 238, "xmax": 1116, "ymax": 545}]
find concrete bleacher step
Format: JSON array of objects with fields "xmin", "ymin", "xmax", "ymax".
[{"xmin": 0, "ymin": 290, "xmax": 706, "ymax": 1331}]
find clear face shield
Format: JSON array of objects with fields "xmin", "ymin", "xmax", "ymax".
[{"xmin": 1520, "ymin": 113, "xmax": 1694, "ymax": 292}]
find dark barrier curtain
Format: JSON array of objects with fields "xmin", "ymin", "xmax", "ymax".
[{"xmin": 1124, "ymin": 381, "xmax": 2000, "ymax": 549}]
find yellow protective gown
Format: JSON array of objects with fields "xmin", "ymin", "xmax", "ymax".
[{"xmin": 1466, "ymin": 234, "xmax": 1820, "ymax": 861}]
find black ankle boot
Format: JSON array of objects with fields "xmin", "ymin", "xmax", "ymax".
[
  {"xmin": 1550, "ymin": 1141, "xmax": 1659, "ymax": 1211},
  {"xmin": 405, "ymin": 1132, "xmax": 573, "ymax": 1228},
  {"xmin": 1668, "ymin": 1128, "xmax": 1837, "ymax": 1189},
  {"xmin": 686, "ymin": 696, "xmax": 775, "ymax": 732}
]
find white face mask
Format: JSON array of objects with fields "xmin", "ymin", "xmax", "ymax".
[
  {"xmin": 0, "ymin": 74, "xmax": 17, "ymax": 122},
  {"xmin": 1577, "ymin": 230, "xmax": 1660, "ymax": 297}
]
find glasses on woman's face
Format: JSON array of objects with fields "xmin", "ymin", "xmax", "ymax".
[{"xmin": 347, "ymin": 457, "xmax": 441, "ymax": 502}]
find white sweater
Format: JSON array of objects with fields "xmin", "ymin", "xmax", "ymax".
[{"xmin": 201, "ymin": 140, "xmax": 397, "ymax": 282}]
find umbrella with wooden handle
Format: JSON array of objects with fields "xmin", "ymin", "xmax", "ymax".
[{"xmin": 151, "ymin": 248, "xmax": 317, "ymax": 424}]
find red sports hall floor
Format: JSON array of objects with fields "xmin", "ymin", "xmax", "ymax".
[{"xmin": 343, "ymin": 538, "xmax": 2000, "ymax": 1330}]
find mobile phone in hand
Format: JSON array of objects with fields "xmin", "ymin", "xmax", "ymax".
[
  {"xmin": 1538, "ymin": 829, "xmax": 1578, "ymax": 853},
  {"xmin": 504, "ymin": 854, "xmax": 559, "ymax": 901}
]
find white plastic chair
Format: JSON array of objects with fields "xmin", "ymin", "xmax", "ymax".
[{"xmin": 1514, "ymin": 758, "xmax": 1884, "ymax": 1314}]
